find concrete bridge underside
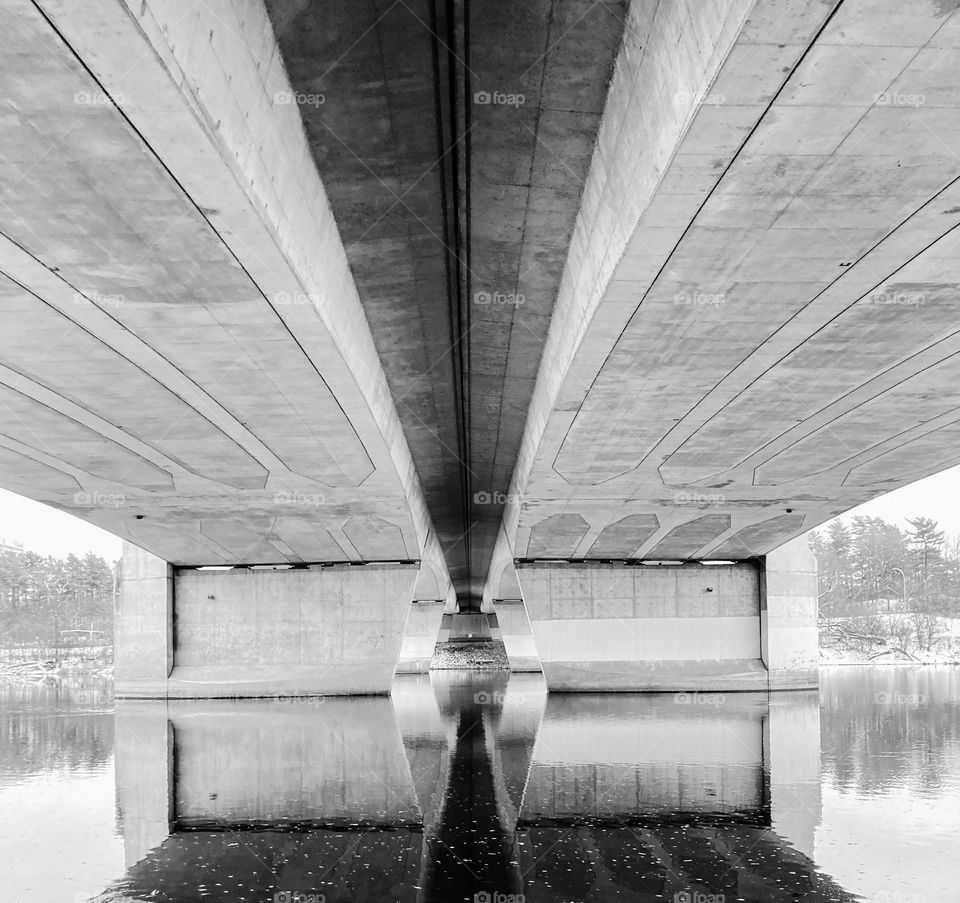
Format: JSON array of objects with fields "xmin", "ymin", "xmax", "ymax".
[{"xmin": 2, "ymin": 0, "xmax": 960, "ymax": 692}]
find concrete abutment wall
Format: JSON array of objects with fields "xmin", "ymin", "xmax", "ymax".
[
  {"xmin": 116, "ymin": 542, "xmax": 417, "ymax": 698},
  {"xmin": 514, "ymin": 536, "xmax": 818, "ymax": 691},
  {"xmin": 118, "ymin": 536, "xmax": 817, "ymax": 695}
]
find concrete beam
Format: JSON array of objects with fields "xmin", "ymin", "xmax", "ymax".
[
  {"xmin": 492, "ymin": 0, "xmax": 960, "ymax": 585},
  {"xmin": 0, "ymin": 0, "xmax": 450, "ymax": 582}
]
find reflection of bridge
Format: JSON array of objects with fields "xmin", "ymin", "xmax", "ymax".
[
  {"xmin": 5, "ymin": 1, "xmax": 960, "ymax": 693},
  {"xmin": 100, "ymin": 677, "xmax": 856, "ymax": 903}
]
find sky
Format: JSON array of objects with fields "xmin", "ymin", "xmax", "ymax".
[
  {"xmin": 2, "ymin": 463, "xmax": 960, "ymax": 561},
  {"xmin": 0, "ymin": 488, "xmax": 123, "ymax": 560},
  {"xmin": 816, "ymin": 465, "xmax": 960, "ymax": 539}
]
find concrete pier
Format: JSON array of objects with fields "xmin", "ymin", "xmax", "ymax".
[
  {"xmin": 116, "ymin": 543, "xmax": 418, "ymax": 698},
  {"xmin": 396, "ymin": 600, "xmax": 448, "ymax": 674},
  {"xmin": 431, "ymin": 612, "xmax": 510, "ymax": 671},
  {"xmin": 515, "ymin": 537, "xmax": 818, "ymax": 692}
]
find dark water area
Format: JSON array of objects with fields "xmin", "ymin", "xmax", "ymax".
[{"xmin": 0, "ymin": 667, "xmax": 958, "ymax": 902}]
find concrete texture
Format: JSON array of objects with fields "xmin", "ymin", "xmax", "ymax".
[
  {"xmin": 0, "ymin": 0, "xmax": 451, "ymax": 596},
  {"xmin": 762, "ymin": 535, "xmax": 821, "ymax": 688},
  {"xmin": 492, "ymin": 599, "xmax": 543, "ymax": 672},
  {"xmin": 117, "ymin": 543, "xmax": 418, "ymax": 697},
  {"xmin": 262, "ymin": 0, "xmax": 629, "ymax": 605},
  {"xmin": 396, "ymin": 600, "xmax": 449, "ymax": 674},
  {"xmin": 493, "ymin": 0, "xmax": 960, "ymax": 592},
  {"xmin": 516, "ymin": 553, "xmax": 817, "ymax": 691},
  {"xmin": 114, "ymin": 543, "xmax": 173, "ymax": 697},
  {"xmin": 3, "ymin": 0, "xmax": 960, "ymax": 635}
]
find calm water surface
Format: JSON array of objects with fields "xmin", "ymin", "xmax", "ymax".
[{"xmin": 0, "ymin": 668, "xmax": 958, "ymax": 902}]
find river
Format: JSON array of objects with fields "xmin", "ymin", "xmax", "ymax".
[{"xmin": 0, "ymin": 667, "xmax": 957, "ymax": 902}]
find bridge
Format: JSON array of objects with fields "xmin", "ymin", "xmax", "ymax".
[{"xmin": 2, "ymin": 0, "xmax": 959, "ymax": 693}]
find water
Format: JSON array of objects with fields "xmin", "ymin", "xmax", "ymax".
[{"xmin": 0, "ymin": 668, "xmax": 958, "ymax": 902}]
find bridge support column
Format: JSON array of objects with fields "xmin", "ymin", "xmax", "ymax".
[
  {"xmin": 395, "ymin": 600, "xmax": 447, "ymax": 673},
  {"xmin": 116, "ymin": 543, "xmax": 418, "ymax": 697},
  {"xmin": 516, "ymin": 547, "xmax": 818, "ymax": 692},
  {"xmin": 761, "ymin": 536, "xmax": 820, "ymax": 689},
  {"xmin": 430, "ymin": 612, "xmax": 510, "ymax": 670},
  {"xmin": 115, "ymin": 543, "xmax": 174, "ymax": 697}
]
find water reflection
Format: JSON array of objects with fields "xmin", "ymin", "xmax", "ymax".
[
  {"xmin": 821, "ymin": 665, "xmax": 960, "ymax": 796},
  {"xmin": 5, "ymin": 670, "xmax": 959, "ymax": 901},
  {"xmin": 0, "ymin": 676, "xmax": 123, "ymax": 901},
  {"xmin": 418, "ymin": 672, "xmax": 529, "ymax": 901},
  {"xmin": 94, "ymin": 676, "xmax": 853, "ymax": 903},
  {"xmin": 517, "ymin": 692, "xmax": 849, "ymax": 902},
  {"xmin": 0, "ymin": 677, "xmax": 114, "ymax": 785}
]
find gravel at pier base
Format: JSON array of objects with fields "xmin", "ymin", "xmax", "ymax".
[{"xmin": 430, "ymin": 640, "xmax": 510, "ymax": 670}]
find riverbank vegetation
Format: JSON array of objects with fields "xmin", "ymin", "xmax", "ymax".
[
  {"xmin": 812, "ymin": 516, "xmax": 960, "ymax": 662},
  {"xmin": 0, "ymin": 548, "xmax": 115, "ymax": 670}
]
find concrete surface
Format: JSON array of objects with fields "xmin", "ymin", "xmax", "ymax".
[
  {"xmin": 2, "ymin": 0, "xmax": 960, "ymax": 633},
  {"xmin": 493, "ymin": 0, "xmax": 960, "ymax": 591},
  {"xmin": 116, "ymin": 543, "xmax": 418, "ymax": 697},
  {"xmin": 396, "ymin": 600, "xmax": 449, "ymax": 674},
  {"xmin": 762, "ymin": 534, "xmax": 821, "ymax": 688},
  {"xmin": 516, "ymin": 551, "xmax": 817, "ymax": 691},
  {"xmin": 0, "ymin": 0, "xmax": 451, "ymax": 597},
  {"xmin": 492, "ymin": 599, "xmax": 543, "ymax": 672},
  {"xmin": 114, "ymin": 543, "xmax": 173, "ymax": 696}
]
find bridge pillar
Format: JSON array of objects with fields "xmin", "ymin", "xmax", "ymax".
[
  {"xmin": 115, "ymin": 543, "xmax": 174, "ymax": 696},
  {"xmin": 761, "ymin": 536, "xmax": 821, "ymax": 690},
  {"xmin": 515, "ymin": 543, "xmax": 818, "ymax": 692},
  {"xmin": 395, "ymin": 600, "xmax": 447, "ymax": 673},
  {"xmin": 430, "ymin": 611, "xmax": 510, "ymax": 670},
  {"xmin": 116, "ymin": 542, "xmax": 418, "ymax": 697}
]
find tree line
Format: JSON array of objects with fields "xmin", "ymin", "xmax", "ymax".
[
  {"xmin": 0, "ymin": 548, "xmax": 116, "ymax": 649},
  {"xmin": 810, "ymin": 515, "xmax": 960, "ymax": 656}
]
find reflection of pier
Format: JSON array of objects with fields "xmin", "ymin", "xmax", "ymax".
[
  {"xmin": 517, "ymin": 692, "xmax": 850, "ymax": 902},
  {"xmin": 111, "ymin": 697, "xmax": 424, "ymax": 901},
  {"xmin": 104, "ymin": 681, "xmax": 853, "ymax": 903}
]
